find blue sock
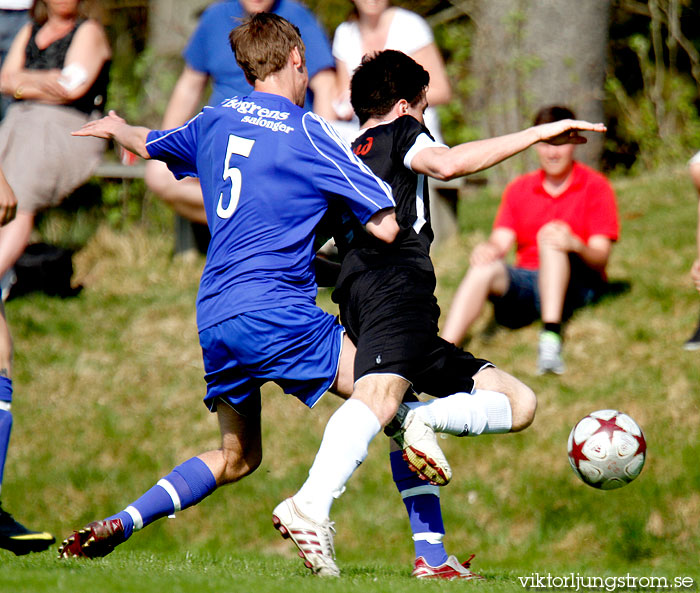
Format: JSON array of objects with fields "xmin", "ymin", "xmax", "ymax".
[
  {"xmin": 0, "ymin": 377, "xmax": 12, "ymax": 495},
  {"xmin": 390, "ymin": 450, "xmax": 448, "ymax": 567},
  {"xmin": 108, "ymin": 457, "xmax": 217, "ymax": 541}
]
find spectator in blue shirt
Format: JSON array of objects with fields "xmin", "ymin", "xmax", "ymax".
[{"xmin": 145, "ymin": 0, "xmax": 337, "ymax": 225}]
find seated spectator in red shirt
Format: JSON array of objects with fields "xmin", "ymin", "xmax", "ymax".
[{"xmin": 441, "ymin": 105, "xmax": 619, "ymax": 375}]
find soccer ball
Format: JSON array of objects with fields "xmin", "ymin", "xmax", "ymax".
[{"xmin": 567, "ymin": 409, "xmax": 646, "ymax": 490}]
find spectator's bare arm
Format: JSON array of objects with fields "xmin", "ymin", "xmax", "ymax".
[
  {"xmin": 308, "ymin": 68, "xmax": 336, "ymax": 120},
  {"xmin": 331, "ymin": 59, "xmax": 353, "ymax": 120},
  {"xmin": 162, "ymin": 66, "xmax": 209, "ymax": 128},
  {"xmin": 411, "ymin": 42, "xmax": 451, "ymax": 106},
  {"xmin": 470, "ymin": 227, "xmax": 515, "ymax": 267},
  {"xmin": 0, "ymin": 168, "xmax": 17, "ymax": 227},
  {"xmin": 690, "ymin": 160, "xmax": 700, "ymax": 291},
  {"xmin": 58, "ymin": 20, "xmax": 111, "ymax": 100}
]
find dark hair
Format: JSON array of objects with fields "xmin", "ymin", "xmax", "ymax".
[
  {"xmin": 346, "ymin": 0, "xmax": 393, "ymax": 21},
  {"xmin": 30, "ymin": 0, "xmax": 101, "ymax": 25},
  {"xmin": 350, "ymin": 50, "xmax": 429, "ymax": 125},
  {"xmin": 229, "ymin": 12, "xmax": 305, "ymax": 85},
  {"xmin": 533, "ymin": 105, "xmax": 576, "ymax": 126}
]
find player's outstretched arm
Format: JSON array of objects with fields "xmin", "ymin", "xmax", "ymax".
[
  {"xmin": 411, "ymin": 119, "xmax": 607, "ymax": 181},
  {"xmin": 72, "ymin": 110, "xmax": 152, "ymax": 160}
]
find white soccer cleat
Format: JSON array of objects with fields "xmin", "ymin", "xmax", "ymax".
[
  {"xmin": 272, "ymin": 498, "xmax": 340, "ymax": 577},
  {"xmin": 391, "ymin": 405, "xmax": 452, "ymax": 486}
]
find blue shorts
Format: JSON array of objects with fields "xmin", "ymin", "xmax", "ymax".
[
  {"xmin": 490, "ymin": 257, "xmax": 605, "ymax": 329},
  {"xmin": 199, "ymin": 304, "xmax": 344, "ymax": 415}
]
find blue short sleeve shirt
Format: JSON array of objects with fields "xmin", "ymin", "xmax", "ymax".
[
  {"xmin": 145, "ymin": 92, "xmax": 394, "ymax": 332},
  {"xmin": 184, "ymin": 0, "xmax": 334, "ymax": 108}
]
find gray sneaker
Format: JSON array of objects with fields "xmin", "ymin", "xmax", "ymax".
[{"xmin": 537, "ymin": 331, "xmax": 564, "ymax": 375}]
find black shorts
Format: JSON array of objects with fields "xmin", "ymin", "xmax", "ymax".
[{"xmin": 338, "ymin": 266, "xmax": 492, "ymax": 397}]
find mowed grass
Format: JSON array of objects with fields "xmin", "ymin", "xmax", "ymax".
[{"xmin": 1, "ymin": 168, "xmax": 699, "ymax": 590}]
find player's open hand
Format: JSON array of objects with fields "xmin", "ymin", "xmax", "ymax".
[
  {"xmin": 537, "ymin": 119, "xmax": 607, "ymax": 145},
  {"xmin": 72, "ymin": 110, "xmax": 126, "ymax": 139}
]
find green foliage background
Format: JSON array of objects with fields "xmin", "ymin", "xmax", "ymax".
[{"xmin": 100, "ymin": 1, "xmax": 700, "ymax": 173}]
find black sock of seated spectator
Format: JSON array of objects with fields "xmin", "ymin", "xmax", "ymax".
[{"xmin": 543, "ymin": 322, "xmax": 562, "ymax": 335}]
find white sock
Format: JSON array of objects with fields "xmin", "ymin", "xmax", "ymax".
[
  {"xmin": 471, "ymin": 389, "xmax": 512, "ymax": 434},
  {"xmin": 409, "ymin": 389, "xmax": 512, "ymax": 436},
  {"xmin": 293, "ymin": 399, "xmax": 381, "ymax": 522}
]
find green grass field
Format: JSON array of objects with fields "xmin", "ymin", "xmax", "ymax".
[{"xmin": 1, "ymin": 168, "xmax": 699, "ymax": 590}]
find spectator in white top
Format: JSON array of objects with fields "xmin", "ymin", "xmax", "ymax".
[{"xmin": 331, "ymin": 0, "xmax": 451, "ymax": 142}]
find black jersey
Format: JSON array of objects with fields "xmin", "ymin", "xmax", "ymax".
[
  {"xmin": 330, "ymin": 115, "xmax": 444, "ymax": 298},
  {"xmin": 25, "ymin": 20, "xmax": 110, "ymax": 115}
]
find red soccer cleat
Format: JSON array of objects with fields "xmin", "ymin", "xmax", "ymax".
[
  {"xmin": 58, "ymin": 518, "xmax": 124, "ymax": 559},
  {"xmin": 412, "ymin": 554, "xmax": 484, "ymax": 580}
]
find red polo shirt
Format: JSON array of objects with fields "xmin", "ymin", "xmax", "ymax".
[{"xmin": 493, "ymin": 161, "xmax": 619, "ymax": 270}]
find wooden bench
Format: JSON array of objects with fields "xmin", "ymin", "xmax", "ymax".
[
  {"xmin": 430, "ymin": 176, "xmax": 487, "ymax": 245},
  {"xmin": 91, "ymin": 162, "xmax": 487, "ymax": 251},
  {"xmin": 94, "ymin": 161, "xmax": 146, "ymax": 180},
  {"xmin": 93, "ymin": 160, "xmax": 208, "ymax": 254}
]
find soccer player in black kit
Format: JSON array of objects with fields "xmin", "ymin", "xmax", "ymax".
[{"xmin": 311, "ymin": 49, "xmax": 607, "ymax": 578}]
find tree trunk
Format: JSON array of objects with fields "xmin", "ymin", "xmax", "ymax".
[
  {"xmin": 146, "ymin": 0, "xmax": 213, "ymax": 255},
  {"xmin": 138, "ymin": 0, "xmax": 212, "ymax": 126},
  {"xmin": 469, "ymin": 0, "xmax": 611, "ymax": 185},
  {"xmin": 147, "ymin": 0, "xmax": 211, "ymax": 57}
]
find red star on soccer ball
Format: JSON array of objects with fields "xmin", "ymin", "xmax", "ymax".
[
  {"xmin": 594, "ymin": 415, "xmax": 646, "ymax": 455},
  {"xmin": 569, "ymin": 432, "xmax": 588, "ymax": 468},
  {"xmin": 591, "ymin": 416, "xmax": 621, "ymax": 439}
]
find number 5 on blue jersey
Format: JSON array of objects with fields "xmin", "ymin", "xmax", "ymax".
[{"xmin": 217, "ymin": 134, "xmax": 255, "ymax": 219}]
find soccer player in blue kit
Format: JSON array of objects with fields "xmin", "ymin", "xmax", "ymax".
[{"xmin": 57, "ymin": 13, "xmax": 401, "ymax": 564}]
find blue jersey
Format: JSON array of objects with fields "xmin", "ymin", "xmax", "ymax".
[
  {"xmin": 146, "ymin": 91, "xmax": 395, "ymax": 332},
  {"xmin": 184, "ymin": 0, "xmax": 334, "ymax": 108}
]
